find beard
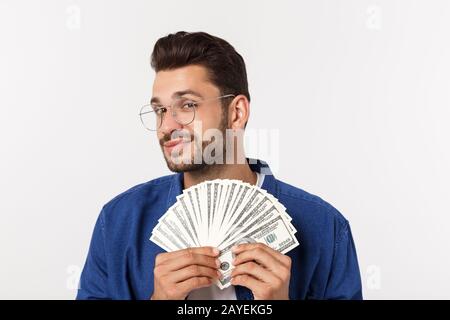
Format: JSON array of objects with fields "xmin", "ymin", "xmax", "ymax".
[{"xmin": 159, "ymin": 112, "xmax": 229, "ymax": 173}]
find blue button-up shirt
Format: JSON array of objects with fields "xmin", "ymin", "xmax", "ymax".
[{"xmin": 76, "ymin": 159, "xmax": 362, "ymax": 300}]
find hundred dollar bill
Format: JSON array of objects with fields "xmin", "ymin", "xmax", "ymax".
[{"xmin": 215, "ymin": 215, "xmax": 299, "ymax": 289}]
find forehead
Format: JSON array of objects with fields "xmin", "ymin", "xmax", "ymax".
[{"xmin": 152, "ymin": 65, "xmax": 219, "ymax": 100}]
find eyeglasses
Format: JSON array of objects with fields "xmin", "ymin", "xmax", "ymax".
[{"xmin": 139, "ymin": 94, "xmax": 235, "ymax": 131}]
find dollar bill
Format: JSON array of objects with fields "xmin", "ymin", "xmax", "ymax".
[
  {"xmin": 149, "ymin": 179, "xmax": 299, "ymax": 289},
  {"xmin": 215, "ymin": 215, "xmax": 299, "ymax": 289}
]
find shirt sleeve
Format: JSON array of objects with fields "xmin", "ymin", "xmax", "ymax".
[
  {"xmin": 323, "ymin": 220, "xmax": 363, "ymax": 300},
  {"xmin": 76, "ymin": 209, "xmax": 110, "ymax": 300}
]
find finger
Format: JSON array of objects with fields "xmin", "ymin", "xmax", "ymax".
[
  {"xmin": 170, "ymin": 265, "xmax": 221, "ymax": 283},
  {"xmin": 163, "ymin": 252, "xmax": 221, "ymax": 271},
  {"xmin": 177, "ymin": 277, "xmax": 213, "ymax": 295},
  {"xmin": 232, "ymin": 243, "xmax": 285, "ymax": 263},
  {"xmin": 231, "ymin": 261, "xmax": 282, "ymax": 285},
  {"xmin": 232, "ymin": 246, "xmax": 284, "ymax": 273},
  {"xmin": 156, "ymin": 246, "xmax": 219, "ymax": 265},
  {"xmin": 231, "ymin": 274, "xmax": 266, "ymax": 298},
  {"xmin": 232, "ymin": 243, "xmax": 291, "ymax": 268}
]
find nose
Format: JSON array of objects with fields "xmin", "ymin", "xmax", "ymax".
[{"xmin": 159, "ymin": 108, "xmax": 183, "ymax": 134}]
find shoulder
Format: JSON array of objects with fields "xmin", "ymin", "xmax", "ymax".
[
  {"xmin": 274, "ymin": 178, "xmax": 349, "ymax": 236},
  {"xmin": 99, "ymin": 174, "xmax": 176, "ymax": 221}
]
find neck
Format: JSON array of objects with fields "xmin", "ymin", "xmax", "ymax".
[{"xmin": 183, "ymin": 162, "xmax": 257, "ymax": 189}]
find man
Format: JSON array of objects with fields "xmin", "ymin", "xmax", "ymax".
[{"xmin": 76, "ymin": 31, "xmax": 362, "ymax": 300}]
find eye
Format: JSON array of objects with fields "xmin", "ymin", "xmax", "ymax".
[
  {"xmin": 154, "ymin": 106, "xmax": 166, "ymax": 115},
  {"xmin": 181, "ymin": 102, "xmax": 197, "ymax": 110}
]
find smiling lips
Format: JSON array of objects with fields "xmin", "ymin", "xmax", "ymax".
[{"xmin": 163, "ymin": 138, "xmax": 191, "ymax": 152}]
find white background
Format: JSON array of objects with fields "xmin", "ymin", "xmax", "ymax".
[{"xmin": 1, "ymin": 0, "xmax": 449, "ymax": 299}]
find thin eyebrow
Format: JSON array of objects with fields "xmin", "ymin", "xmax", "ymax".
[{"xmin": 150, "ymin": 89, "xmax": 204, "ymax": 105}]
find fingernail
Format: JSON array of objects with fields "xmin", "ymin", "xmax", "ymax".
[
  {"xmin": 217, "ymin": 270, "xmax": 222, "ymax": 278},
  {"xmin": 215, "ymin": 259, "xmax": 221, "ymax": 268},
  {"xmin": 232, "ymin": 258, "xmax": 236, "ymax": 265},
  {"xmin": 213, "ymin": 247, "xmax": 220, "ymax": 255},
  {"xmin": 231, "ymin": 246, "xmax": 238, "ymax": 253}
]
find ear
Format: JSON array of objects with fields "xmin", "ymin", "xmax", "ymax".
[{"xmin": 229, "ymin": 94, "xmax": 250, "ymax": 130}]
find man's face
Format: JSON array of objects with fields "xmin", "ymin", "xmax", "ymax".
[{"xmin": 151, "ymin": 65, "xmax": 228, "ymax": 172}]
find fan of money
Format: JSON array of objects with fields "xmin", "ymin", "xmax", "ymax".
[{"xmin": 150, "ymin": 179, "xmax": 299, "ymax": 289}]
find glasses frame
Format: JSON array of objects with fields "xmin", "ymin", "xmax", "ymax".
[{"xmin": 139, "ymin": 94, "xmax": 236, "ymax": 131}]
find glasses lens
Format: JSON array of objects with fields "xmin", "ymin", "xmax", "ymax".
[
  {"xmin": 139, "ymin": 99, "xmax": 196, "ymax": 131},
  {"xmin": 173, "ymin": 99, "xmax": 196, "ymax": 125},
  {"xmin": 139, "ymin": 104, "xmax": 160, "ymax": 131}
]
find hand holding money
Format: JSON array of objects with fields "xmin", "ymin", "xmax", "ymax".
[
  {"xmin": 151, "ymin": 247, "xmax": 221, "ymax": 300},
  {"xmin": 150, "ymin": 179, "xmax": 299, "ymax": 292},
  {"xmin": 231, "ymin": 243, "xmax": 291, "ymax": 300}
]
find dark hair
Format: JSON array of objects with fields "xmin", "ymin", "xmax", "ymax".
[{"xmin": 150, "ymin": 31, "xmax": 251, "ymax": 105}]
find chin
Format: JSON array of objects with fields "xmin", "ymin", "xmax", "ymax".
[
  {"xmin": 166, "ymin": 162, "xmax": 207, "ymax": 173},
  {"xmin": 164, "ymin": 154, "xmax": 206, "ymax": 173}
]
